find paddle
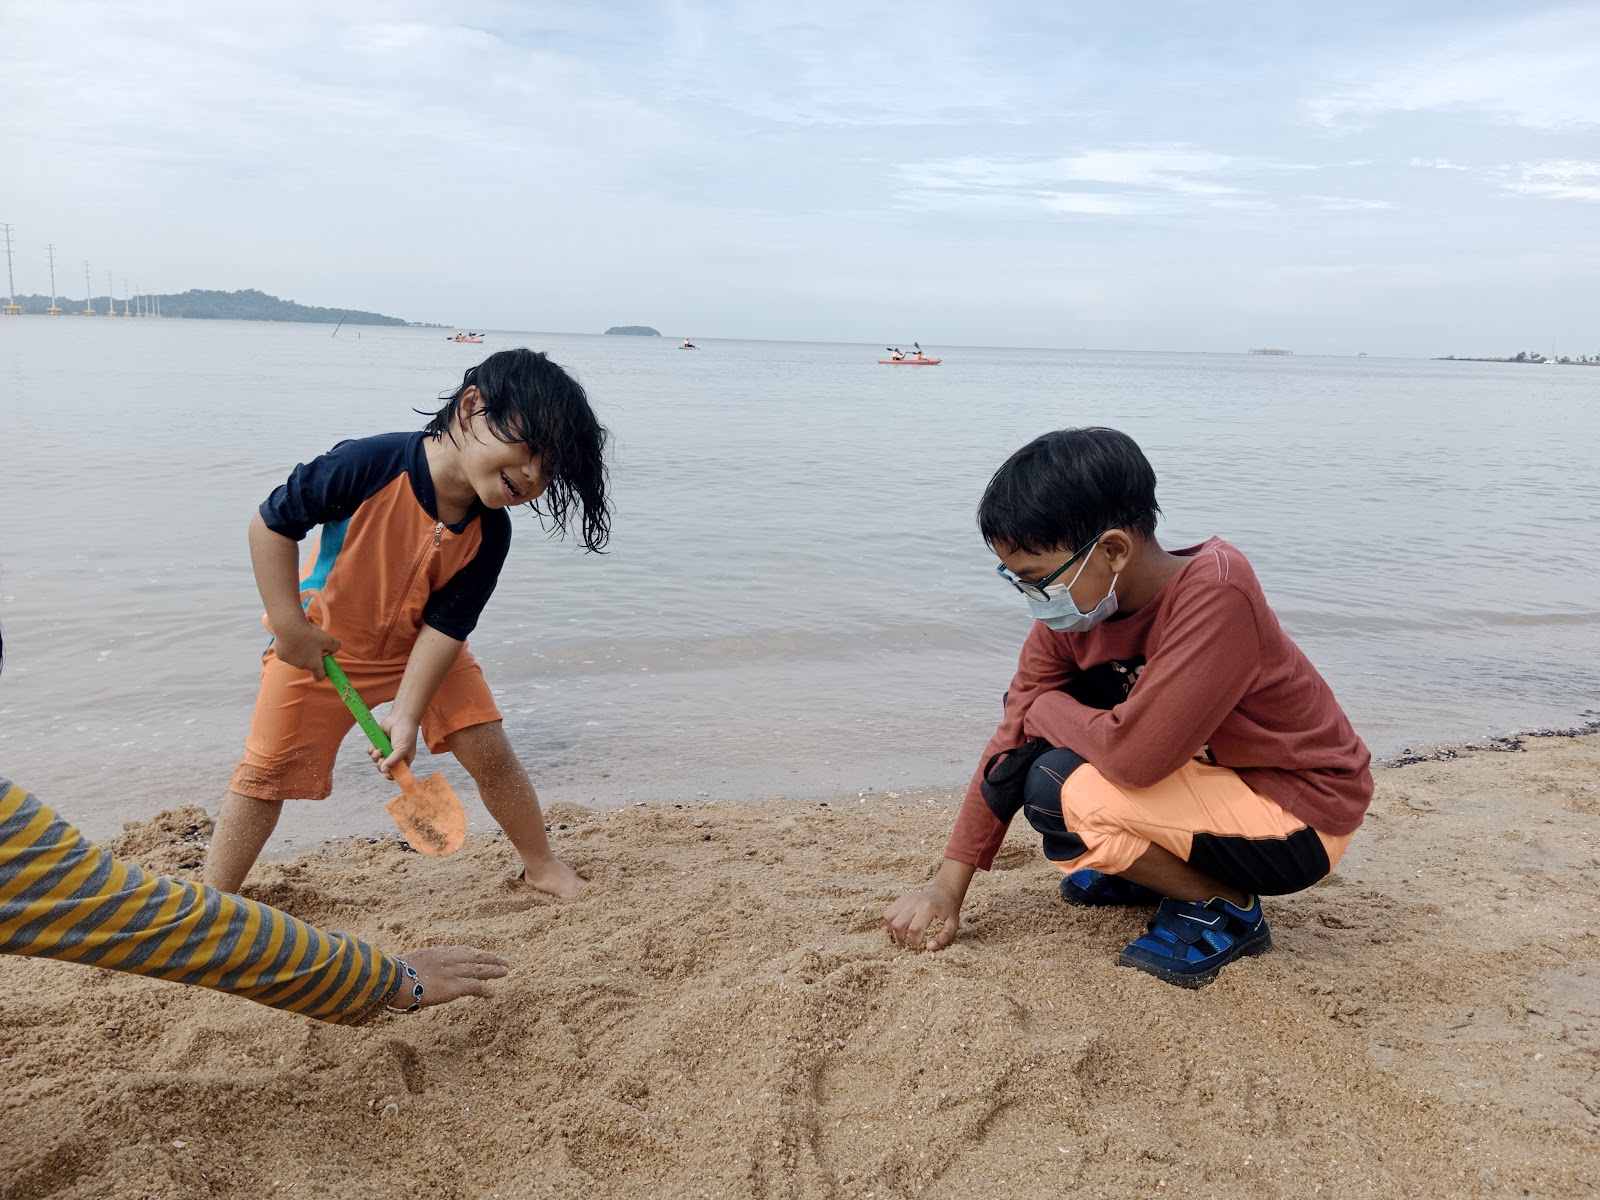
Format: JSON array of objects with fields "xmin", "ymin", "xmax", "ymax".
[{"xmin": 322, "ymin": 655, "xmax": 468, "ymax": 856}]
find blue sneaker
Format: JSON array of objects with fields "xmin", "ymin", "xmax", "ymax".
[
  {"xmin": 1117, "ymin": 895, "xmax": 1271, "ymax": 988},
  {"xmin": 1059, "ymin": 869, "xmax": 1162, "ymax": 907}
]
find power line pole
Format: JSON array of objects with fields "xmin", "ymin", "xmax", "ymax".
[
  {"xmin": 83, "ymin": 260, "xmax": 95, "ymax": 314},
  {"xmin": 46, "ymin": 243, "xmax": 61, "ymax": 314},
  {"xmin": 2, "ymin": 223, "xmax": 21, "ymax": 314}
]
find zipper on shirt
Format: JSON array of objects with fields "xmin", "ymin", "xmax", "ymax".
[{"xmin": 374, "ymin": 523, "xmax": 446, "ymax": 659}]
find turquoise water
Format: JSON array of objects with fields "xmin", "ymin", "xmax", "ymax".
[{"xmin": 2, "ymin": 319, "xmax": 1596, "ymax": 848}]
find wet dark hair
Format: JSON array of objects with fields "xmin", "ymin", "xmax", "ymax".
[
  {"xmin": 977, "ymin": 427, "xmax": 1160, "ymax": 554},
  {"xmin": 423, "ymin": 348, "xmax": 611, "ymax": 552}
]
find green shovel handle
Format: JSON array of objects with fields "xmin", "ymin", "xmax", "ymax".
[{"xmin": 322, "ymin": 656, "xmax": 394, "ymax": 758}]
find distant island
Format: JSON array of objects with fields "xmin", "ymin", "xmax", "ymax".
[
  {"xmin": 1435, "ymin": 350, "xmax": 1599, "ymax": 366},
  {"xmin": 7, "ymin": 288, "xmax": 407, "ymax": 325},
  {"xmin": 605, "ymin": 325, "xmax": 660, "ymax": 336}
]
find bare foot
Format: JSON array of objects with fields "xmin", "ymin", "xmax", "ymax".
[
  {"xmin": 516, "ymin": 855, "xmax": 586, "ymax": 899},
  {"xmin": 398, "ymin": 946, "xmax": 510, "ymax": 1010}
]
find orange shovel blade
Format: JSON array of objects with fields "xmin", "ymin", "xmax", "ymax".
[{"xmin": 384, "ymin": 764, "xmax": 467, "ymax": 856}]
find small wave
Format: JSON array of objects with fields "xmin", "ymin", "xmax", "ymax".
[
  {"xmin": 483, "ymin": 621, "xmax": 1021, "ymax": 676},
  {"xmin": 1278, "ymin": 608, "xmax": 1600, "ymax": 635},
  {"xmin": 1492, "ymin": 611, "xmax": 1600, "ymax": 627}
]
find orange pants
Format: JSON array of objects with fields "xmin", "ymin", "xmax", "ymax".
[
  {"xmin": 1029, "ymin": 756, "xmax": 1354, "ymax": 896},
  {"xmin": 230, "ymin": 649, "xmax": 502, "ymax": 801}
]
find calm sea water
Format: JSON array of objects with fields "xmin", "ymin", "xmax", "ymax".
[{"xmin": 2, "ymin": 319, "xmax": 1597, "ymax": 849}]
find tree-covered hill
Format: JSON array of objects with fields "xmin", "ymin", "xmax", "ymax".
[{"xmin": 6, "ymin": 288, "xmax": 407, "ymax": 325}]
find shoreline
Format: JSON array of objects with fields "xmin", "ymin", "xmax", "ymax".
[
  {"xmin": 155, "ymin": 709, "xmax": 1587, "ymax": 869},
  {"xmin": 1375, "ymin": 713, "xmax": 1600, "ymax": 768},
  {"xmin": 4, "ymin": 731, "xmax": 1597, "ymax": 1197},
  {"xmin": 245, "ymin": 710, "xmax": 1600, "ymax": 864}
]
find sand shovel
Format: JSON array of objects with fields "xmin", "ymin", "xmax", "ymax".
[{"xmin": 322, "ymin": 655, "xmax": 467, "ymax": 856}]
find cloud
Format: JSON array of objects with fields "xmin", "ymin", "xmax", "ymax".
[
  {"xmin": 1054, "ymin": 148, "xmax": 1235, "ymax": 187},
  {"xmin": 1309, "ymin": 195, "xmax": 1395, "ymax": 211},
  {"xmin": 1311, "ymin": 7, "xmax": 1600, "ymax": 130},
  {"xmin": 5, "ymin": 2, "xmax": 1597, "ymax": 351},
  {"xmin": 897, "ymin": 148, "xmax": 1383, "ymax": 218},
  {"xmin": 897, "ymin": 146, "xmax": 1247, "ymax": 216},
  {"xmin": 1044, "ymin": 193, "xmax": 1145, "ymax": 216},
  {"xmin": 1503, "ymin": 160, "xmax": 1600, "ymax": 202},
  {"xmin": 663, "ymin": 3, "xmax": 1028, "ymax": 127},
  {"xmin": 4, "ymin": 4, "xmax": 690, "ymax": 193}
]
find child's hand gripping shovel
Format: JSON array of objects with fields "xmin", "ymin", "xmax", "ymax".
[{"xmin": 322, "ymin": 655, "xmax": 467, "ymax": 856}]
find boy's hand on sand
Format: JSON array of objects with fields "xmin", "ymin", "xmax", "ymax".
[
  {"xmin": 518, "ymin": 855, "xmax": 587, "ymax": 900},
  {"xmin": 400, "ymin": 946, "xmax": 510, "ymax": 1008},
  {"xmin": 371, "ymin": 713, "xmax": 420, "ymax": 779},
  {"xmin": 272, "ymin": 620, "xmax": 341, "ymax": 679},
  {"xmin": 884, "ymin": 886, "xmax": 962, "ymax": 952}
]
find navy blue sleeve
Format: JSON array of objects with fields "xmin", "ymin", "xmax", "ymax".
[
  {"xmin": 423, "ymin": 509, "xmax": 512, "ymax": 641},
  {"xmin": 259, "ymin": 434, "xmax": 411, "ymax": 541}
]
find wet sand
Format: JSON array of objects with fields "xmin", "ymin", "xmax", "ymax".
[{"xmin": 2, "ymin": 733, "xmax": 1597, "ymax": 1199}]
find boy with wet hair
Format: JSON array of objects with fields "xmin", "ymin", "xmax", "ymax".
[
  {"xmin": 205, "ymin": 349, "xmax": 609, "ymax": 896},
  {"xmin": 884, "ymin": 427, "xmax": 1372, "ymax": 987}
]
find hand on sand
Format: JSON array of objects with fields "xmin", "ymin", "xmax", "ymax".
[
  {"xmin": 884, "ymin": 887, "xmax": 961, "ymax": 952},
  {"xmin": 273, "ymin": 620, "xmax": 341, "ymax": 679},
  {"xmin": 401, "ymin": 946, "xmax": 510, "ymax": 1008},
  {"xmin": 517, "ymin": 855, "xmax": 587, "ymax": 900}
]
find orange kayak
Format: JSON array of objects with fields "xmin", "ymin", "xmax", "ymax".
[
  {"xmin": 453, "ymin": 335, "xmax": 483, "ymax": 343},
  {"xmin": 878, "ymin": 357, "xmax": 941, "ymax": 365}
]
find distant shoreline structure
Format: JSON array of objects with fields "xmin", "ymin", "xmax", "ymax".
[
  {"xmin": 1436, "ymin": 352, "xmax": 1599, "ymax": 367},
  {"xmin": 2, "ymin": 288, "xmax": 407, "ymax": 325},
  {"xmin": 1248, "ymin": 347, "xmax": 1293, "ymax": 356}
]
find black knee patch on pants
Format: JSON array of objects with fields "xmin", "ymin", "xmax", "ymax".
[
  {"xmin": 1023, "ymin": 748, "xmax": 1089, "ymax": 863},
  {"xmin": 1188, "ymin": 826, "xmax": 1332, "ymax": 896},
  {"xmin": 980, "ymin": 737, "xmax": 1056, "ymax": 823}
]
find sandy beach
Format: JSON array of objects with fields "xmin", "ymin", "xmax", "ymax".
[{"xmin": 3, "ymin": 732, "xmax": 1597, "ymax": 1199}]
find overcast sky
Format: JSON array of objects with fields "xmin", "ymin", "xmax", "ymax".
[{"xmin": 4, "ymin": 2, "xmax": 1597, "ymax": 354}]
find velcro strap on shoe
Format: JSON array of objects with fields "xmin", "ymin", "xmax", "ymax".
[{"xmin": 1148, "ymin": 902, "xmax": 1215, "ymax": 946}]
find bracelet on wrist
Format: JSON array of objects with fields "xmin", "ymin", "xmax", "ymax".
[{"xmin": 386, "ymin": 962, "xmax": 424, "ymax": 1014}]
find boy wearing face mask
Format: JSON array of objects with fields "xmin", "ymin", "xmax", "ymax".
[{"xmin": 883, "ymin": 427, "xmax": 1372, "ymax": 987}]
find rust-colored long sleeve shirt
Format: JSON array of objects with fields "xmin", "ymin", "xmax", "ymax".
[{"xmin": 947, "ymin": 538, "xmax": 1372, "ymax": 869}]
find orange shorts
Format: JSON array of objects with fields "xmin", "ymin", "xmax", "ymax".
[
  {"xmin": 229, "ymin": 649, "xmax": 502, "ymax": 802},
  {"xmin": 1041, "ymin": 758, "xmax": 1354, "ymax": 895}
]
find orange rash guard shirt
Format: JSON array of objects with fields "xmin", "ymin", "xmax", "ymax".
[
  {"xmin": 947, "ymin": 538, "xmax": 1373, "ymax": 870},
  {"xmin": 258, "ymin": 432, "xmax": 513, "ymax": 662}
]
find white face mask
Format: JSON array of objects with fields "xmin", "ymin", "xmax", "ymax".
[{"xmin": 1024, "ymin": 548, "xmax": 1119, "ymax": 633}]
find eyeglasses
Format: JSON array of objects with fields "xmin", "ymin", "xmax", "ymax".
[{"xmin": 994, "ymin": 530, "xmax": 1110, "ymax": 602}]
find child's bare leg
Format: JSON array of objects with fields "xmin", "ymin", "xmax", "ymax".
[
  {"xmin": 204, "ymin": 791, "xmax": 284, "ymax": 892},
  {"xmin": 1118, "ymin": 843, "xmax": 1249, "ymax": 908},
  {"xmin": 447, "ymin": 720, "xmax": 584, "ymax": 898}
]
